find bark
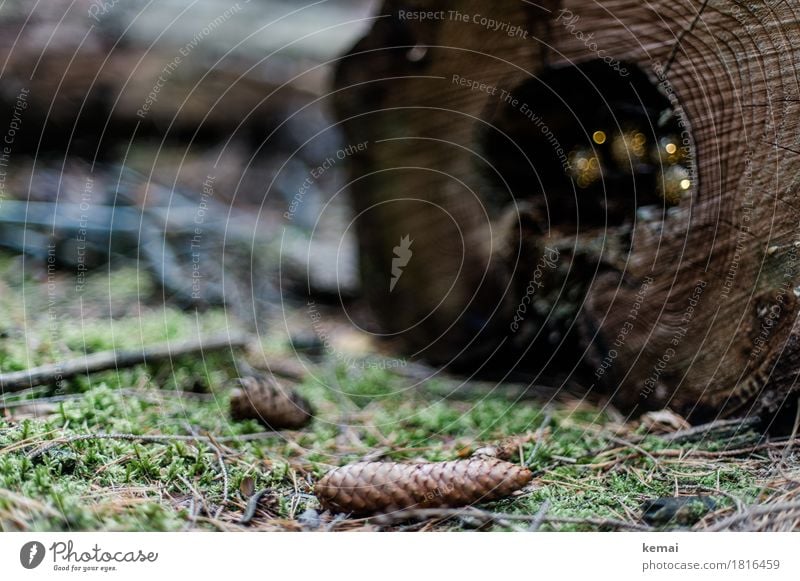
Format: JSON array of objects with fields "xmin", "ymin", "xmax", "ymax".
[{"xmin": 334, "ymin": 0, "xmax": 800, "ymax": 427}]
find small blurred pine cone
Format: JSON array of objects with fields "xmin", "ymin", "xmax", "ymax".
[
  {"xmin": 472, "ymin": 432, "xmax": 543, "ymax": 461},
  {"xmin": 230, "ymin": 375, "xmax": 313, "ymax": 430},
  {"xmin": 315, "ymin": 458, "xmax": 532, "ymax": 515}
]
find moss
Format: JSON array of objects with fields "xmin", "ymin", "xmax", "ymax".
[{"xmin": 0, "ymin": 251, "xmax": 773, "ymax": 531}]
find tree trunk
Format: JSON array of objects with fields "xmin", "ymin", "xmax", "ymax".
[{"xmin": 334, "ymin": 0, "xmax": 800, "ymax": 427}]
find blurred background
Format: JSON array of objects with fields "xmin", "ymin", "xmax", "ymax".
[{"xmin": 0, "ymin": 0, "xmax": 375, "ymax": 335}]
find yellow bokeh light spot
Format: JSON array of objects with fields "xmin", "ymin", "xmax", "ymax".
[
  {"xmin": 680, "ymin": 179, "xmax": 691, "ymax": 190},
  {"xmin": 592, "ymin": 130, "xmax": 607, "ymax": 145},
  {"xmin": 665, "ymin": 143, "xmax": 677, "ymax": 155}
]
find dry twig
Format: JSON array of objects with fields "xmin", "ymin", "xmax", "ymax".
[
  {"xmin": 0, "ymin": 332, "xmax": 251, "ymax": 393},
  {"xmin": 368, "ymin": 506, "xmax": 651, "ymax": 531}
]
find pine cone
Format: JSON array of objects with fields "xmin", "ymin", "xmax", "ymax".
[
  {"xmin": 229, "ymin": 375, "xmax": 313, "ymax": 430},
  {"xmin": 315, "ymin": 458, "xmax": 532, "ymax": 515}
]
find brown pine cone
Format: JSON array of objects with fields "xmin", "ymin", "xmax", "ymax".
[
  {"xmin": 315, "ymin": 458, "xmax": 532, "ymax": 515},
  {"xmin": 229, "ymin": 375, "xmax": 313, "ymax": 430}
]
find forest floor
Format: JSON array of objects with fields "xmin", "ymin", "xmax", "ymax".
[{"xmin": 1, "ymin": 251, "xmax": 799, "ymax": 532}]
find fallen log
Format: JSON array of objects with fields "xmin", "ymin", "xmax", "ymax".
[{"xmin": 334, "ymin": 0, "xmax": 800, "ymax": 428}]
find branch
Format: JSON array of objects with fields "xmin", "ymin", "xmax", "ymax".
[
  {"xmin": 660, "ymin": 416, "xmax": 762, "ymax": 443},
  {"xmin": 22, "ymin": 430, "xmax": 277, "ymax": 460},
  {"xmin": 0, "ymin": 332, "xmax": 251, "ymax": 394}
]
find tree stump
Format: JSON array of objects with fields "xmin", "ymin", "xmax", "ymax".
[{"xmin": 334, "ymin": 0, "xmax": 800, "ymax": 428}]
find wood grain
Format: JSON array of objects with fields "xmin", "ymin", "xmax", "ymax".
[{"xmin": 335, "ymin": 0, "xmax": 800, "ymax": 425}]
